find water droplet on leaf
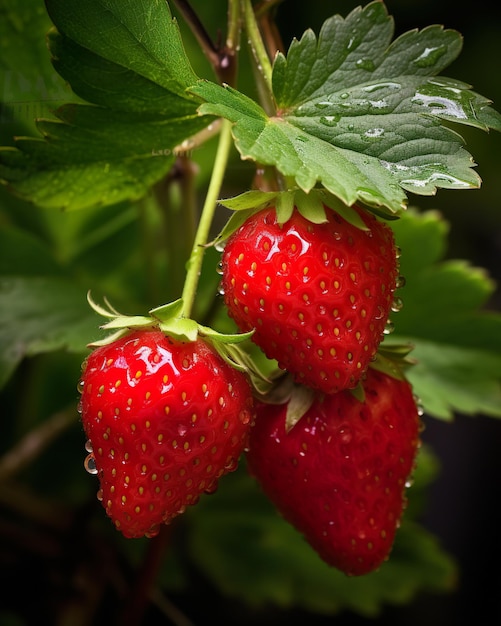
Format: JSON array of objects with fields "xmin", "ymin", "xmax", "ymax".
[
  {"xmin": 413, "ymin": 45, "xmax": 447, "ymax": 68},
  {"xmin": 364, "ymin": 127, "xmax": 384, "ymax": 139},
  {"xmin": 319, "ymin": 115, "xmax": 340, "ymax": 127},
  {"xmin": 356, "ymin": 58, "xmax": 375, "ymax": 72}
]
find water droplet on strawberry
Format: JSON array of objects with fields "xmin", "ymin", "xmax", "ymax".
[
  {"xmin": 383, "ymin": 320, "xmax": 395, "ymax": 334},
  {"xmin": 204, "ymin": 480, "xmax": 219, "ymax": 495},
  {"xmin": 85, "ymin": 439, "xmax": 93, "ymax": 453},
  {"xmin": 338, "ymin": 427, "xmax": 353, "ymax": 444},
  {"xmin": 375, "ymin": 305, "xmax": 386, "ymax": 320},
  {"xmin": 84, "ymin": 453, "xmax": 98, "ymax": 475},
  {"xmin": 177, "ymin": 424, "xmax": 188, "ymax": 437},
  {"xmin": 391, "ymin": 297, "xmax": 404, "ymax": 312},
  {"xmin": 77, "ymin": 379, "xmax": 85, "ymax": 394},
  {"xmin": 224, "ymin": 457, "xmax": 238, "ymax": 472},
  {"xmin": 238, "ymin": 410, "xmax": 251, "ymax": 425}
]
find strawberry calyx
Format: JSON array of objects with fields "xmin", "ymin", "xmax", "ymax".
[
  {"xmin": 253, "ymin": 371, "xmax": 317, "ymax": 433},
  {"xmin": 86, "ymin": 291, "xmax": 275, "ymax": 396},
  {"xmin": 215, "ymin": 187, "xmax": 401, "ymax": 246},
  {"xmin": 253, "ymin": 341, "xmax": 418, "ymax": 431},
  {"xmin": 369, "ymin": 343, "xmax": 417, "ymax": 380}
]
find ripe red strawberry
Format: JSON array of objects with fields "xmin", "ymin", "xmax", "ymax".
[
  {"xmin": 245, "ymin": 368, "xmax": 421, "ymax": 576},
  {"xmin": 220, "ymin": 205, "xmax": 399, "ymax": 393},
  {"xmin": 79, "ymin": 329, "xmax": 255, "ymax": 539}
]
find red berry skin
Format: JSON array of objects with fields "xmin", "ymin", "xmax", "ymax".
[
  {"xmin": 79, "ymin": 330, "xmax": 255, "ymax": 539},
  {"xmin": 220, "ymin": 206, "xmax": 398, "ymax": 393},
  {"xmin": 245, "ymin": 368, "xmax": 421, "ymax": 576}
]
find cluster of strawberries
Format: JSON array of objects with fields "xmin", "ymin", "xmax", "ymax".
[{"xmin": 79, "ymin": 203, "xmax": 421, "ymax": 576}]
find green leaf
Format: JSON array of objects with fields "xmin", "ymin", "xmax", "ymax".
[
  {"xmin": 47, "ymin": 25, "xmax": 197, "ymax": 115},
  {"xmin": 0, "ymin": 0, "xmax": 211, "ymax": 210},
  {"xmin": 192, "ymin": 1, "xmax": 501, "ymax": 213},
  {"xmin": 0, "ymin": 0, "xmax": 75, "ymax": 134},
  {"xmin": 194, "ymin": 81, "xmax": 408, "ymax": 214},
  {"xmin": 44, "ymin": 0, "xmax": 199, "ymax": 96},
  {"xmin": 0, "ymin": 101, "xmax": 211, "ymax": 210},
  {"xmin": 188, "ymin": 462, "xmax": 455, "ymax": 616},
  {"xmin": 0, "ymin": 223, "xmax": 105, "ymax": 387},
  {"xmin": 387, "ymin": 209, "xmax": 501, "ymax": 419},
  {"xmin": 400, "ymin": 340, "xmax": 501, "ymax": 420},
  {"xmin": 0, "ymin": 275, "xmax": 101, "ymax": 388}
]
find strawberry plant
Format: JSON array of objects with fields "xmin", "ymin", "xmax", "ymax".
[{"xmin": 1, "ymin": 1, "xmax": 501, "ymax": 624}]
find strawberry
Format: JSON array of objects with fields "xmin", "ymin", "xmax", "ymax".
[
  {"xmin": 79, "ymin": 329, "xmax": 255, "ymax": 539},
  {"xmin": 245, "ymin": 368, "xmax": 421, "ymax": 576},
  {"xmin": 220, "ymin": 205, "xmax": 399, "ymax": 393}
]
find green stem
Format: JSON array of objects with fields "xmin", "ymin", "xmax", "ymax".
[
  {"xmin": 227, "ymin": 0, "xmax": 242, "ymax": 51},
  {"xmin": 180, "ymin": 119, "xmax": 234, "ymax": 318},
  {"xmin": 242, "ymin": 0, "xmax": 274, "ymax": 110}
]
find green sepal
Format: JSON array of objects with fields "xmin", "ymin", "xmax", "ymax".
[
  {"xmin": 86, "ymin": 291, "xmax": 121, "ymax": 318},
  {"xmin": 218, "ymin": 190, "xmax": 281, "ymax": 212},
  {"xmin": 86, "ymin": 294, "xmax": 201, "ymax": 346},
  {"xmin": 253, "ymin": 373, "xmax": 318, "ymax": 432},
  {"xmin": 85, "ymin": 293, "xmax": 274, "ymax": 392},
  {"xmin": 201, "ymin": 331, "xmax": 278, "ymax": 397},
  {"xmin": 215, "ymin": 188, "xmax": 382, "ymax": 245},
  {"xmin": 369, "ymin": 343, "xmax": 417, "ymax": 380},
  {"xmin": 198, "ymin": 325, "xmax": 255, "ymax": 344},
  {"xmin": 100, "ymin": 315, "xmax": 156, "ymax": 330},
  {"xmin": 158, "ymin": 317, "xmax": 199, "ymax": 343},
  {"xmin": 284, "ymin": 385, "xmax": 316, "ymax": 432},
  {"xmin": 149, "ymin": 299, "xmax": 185, "ymax": 323},
  {"xmin": 88, "ymin": 328, "xmax": 133, "ymax": 348}
]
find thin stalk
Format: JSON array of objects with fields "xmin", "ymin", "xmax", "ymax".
[
  {"xmin": 171, "ymin": 0, "xmax": 220, "ymax": 69},
  {"xmin": 153, "ymin": 160, "xmax": 197, "ymax": 304},
  {"xmin": 120, "ymin": 525, "xmax": 173, "ymax": 626},
  {"xmin": 180, "ymin": 118, "xmax": 234, "ymax": 318},
  {"xmin": 255, "ymin": 0, "xmax": 286, "ymax": 59},
  {"xmin": 171, "ymin": 0, "xmax": 239, "ymax": 85},
  {"xmin": 227, "ymin": 0, "xmax": 242, "ymax": 51},
  {"xmin": 0, "ymin": 406, "xmax": 76, "ymax": 481},
  {"xmin": 242, "ymin": 0, "xmax": 274, "ymax": 111}
]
